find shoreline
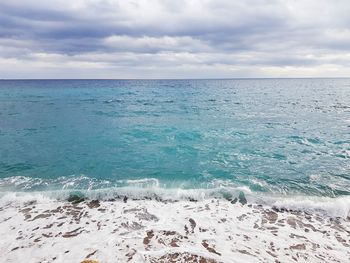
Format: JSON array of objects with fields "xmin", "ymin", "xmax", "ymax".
[
  {"xmin": 1, "ymin": 188, "xmax": 350, "ymax": 218},
  {"xmin": 1, "ymin": 198, "xmax": 349, "ymax": 262}
]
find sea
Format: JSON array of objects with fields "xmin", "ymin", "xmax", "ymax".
[{"xmin": 1, "ymin": 78, "xmax": 350, "ymax": 216}]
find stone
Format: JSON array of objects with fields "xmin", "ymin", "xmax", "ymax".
[
  {"xmin": 87, "ymin": 200, "xmax": 100, "ymax": 209},
  {"xmin": 238, "ymin": 192, "xmax": 247, "ymax": 205},
  {"xmin": 67, "ymin": 193, "xmax": 85, "ymax": 204},
  {"xmin": 81, "ymin": 260, "xmax": 99, "ymax": 263},
  {"xmin": 231, "ymin": 197, "xmax": 238, "ymax": 204}
]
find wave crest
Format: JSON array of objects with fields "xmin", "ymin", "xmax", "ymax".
[{"xmin": 1, "ymin": 175, "xmax": 350, "ymax": 218}]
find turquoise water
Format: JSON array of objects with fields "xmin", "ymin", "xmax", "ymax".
[{"xmin": 0, "ymin": 79, "xmax": 350, "ymax": 198}]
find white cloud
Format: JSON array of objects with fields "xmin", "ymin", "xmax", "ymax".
[
  {"xmin": 0, "ymin": 0, "xmax": 350, "ymax": 78},
  {"xmin": 104, "ymin": 35, "xmax": 210, "ymax": 53}
]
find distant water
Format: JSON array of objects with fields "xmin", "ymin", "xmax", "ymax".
[{"xmin": 0, "ymin": 79, "xmax": 350, "ymax": 199}]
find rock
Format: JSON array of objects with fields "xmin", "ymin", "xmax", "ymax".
[
  {"xmin": 189, "ymin": 218, "xmax": 196, "ymax": 233},
  {"xmin": 266, "ymin": 210, "xmax": 278, "ymax": 224},
  {"xmin": 202, "ymin": 240, "xmax": 222, "ymax": 256},
  {"xmin": 231, "ymin": 198, "xmax": 238, "ymax": 204},
  {"xmin": 87, "ymin": 200, "xmax": 100, "ymax": 209},
  {"xmin": 290, "ymin": 243, "xmax": 306, "ymax": 250},
  {"xmin": 81, "ymin": 260, "xmax": 99, "ymax": 263},
  {"xmin": 143, "ymin": 230, "xmax": 154, "ymax": 245},
  {"xmin": 67, "ymin": 193, "xmax": 85, "ymax": 204},
  {"xmin": 238, "ymin": 192, "xmax": 247, "ymax": 205},
  {"xmin": 222, "ymin": 192, "xmax": 233, "ymax": 201}
]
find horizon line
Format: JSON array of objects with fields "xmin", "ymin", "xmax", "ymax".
[{"xmin": 1, "ymin": 77, "xmax": 350, "ymax": 81}]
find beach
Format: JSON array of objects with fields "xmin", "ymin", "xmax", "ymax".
[
  {"xmin": 1, "ymin": 194, "xmax": 349, "ymax": 263},
  {"xmin": 1, "ymin": 79, "xmax": 350, "ymax": 262},
  {"xmin": 2, "ymin": 0, "xmax": 350, "ymax": 261}
]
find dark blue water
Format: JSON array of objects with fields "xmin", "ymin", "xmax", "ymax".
[{"xmin": 0, "ymin": 79, "xmax": 349, "ymax": 198}]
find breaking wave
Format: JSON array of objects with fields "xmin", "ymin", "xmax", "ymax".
[{"xmin": 1, "ymin": 175, "xmax": 350, "ymax": 218}]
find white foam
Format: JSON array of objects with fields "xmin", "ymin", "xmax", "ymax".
[
  {"xmin": 125, "ymin": 178, "xmax": 160, "ymax": 187},
  {"xmin": 1, "ymin": 176, "xmax": 350, "ymax": 218},
  {"xmin": 0, "ymin": 191, "xmax": 54, "ymax": 207},
  {"xmin": 268, "ymin": 195, "xmax": 350, "ymax": 218},
  {"xmin": 1, "ymin": 186, "xmax": 350, "ymax": 218},
  {"xmin": 1, "ymin": 198, "xmax": 349, "ymax": 263}
]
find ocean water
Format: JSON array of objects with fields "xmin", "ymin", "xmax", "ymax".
[{"xmin": 0, "ymin": 79, "xmax": 350, "ymax": 201}]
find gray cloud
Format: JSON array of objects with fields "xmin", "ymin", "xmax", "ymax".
[{"xmin": 0, "ymin": 0, "xmax": 349, "ymax": 78}]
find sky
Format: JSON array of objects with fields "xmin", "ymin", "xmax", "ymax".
[{"xmin": 0, "ymin": 0, "xmax": 350, "ymax": 79}]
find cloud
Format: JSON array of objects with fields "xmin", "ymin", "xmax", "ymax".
[
  {"xmin": 0, "ymin": 0, "xmax": 349, "ymax": 78},
  {"xmin": 103, "ymin": 35, "xmax": 211, "ymax": 53}
]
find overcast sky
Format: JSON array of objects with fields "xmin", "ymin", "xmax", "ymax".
[{"xmin": 0, "ymin": 0, "xmax": 350, "ymax": 79}]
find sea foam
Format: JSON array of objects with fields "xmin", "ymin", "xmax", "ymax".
[{"xmin": 1, "ymin": 197, "xmax": 349, "ymax": 263}]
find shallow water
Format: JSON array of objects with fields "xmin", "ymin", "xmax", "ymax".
[{"xmin": 0, "ymin": 79, "xmax": 350, "ymax": 198}]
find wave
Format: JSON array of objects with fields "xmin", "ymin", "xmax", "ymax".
[
  {"xmin": 0, "ymin": 175, "xmax": 113, "ymax": 191},
  {"xmin": 1, "ymin": 176, "xmax": 350, "ymax": 218}
]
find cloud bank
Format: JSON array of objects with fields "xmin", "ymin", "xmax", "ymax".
[{"xmin": 0, "ymin": 0, "xmax": 350, "ymax": 78}]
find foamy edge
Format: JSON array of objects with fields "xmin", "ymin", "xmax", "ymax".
[{"xmin": 1, "ymin": 186, "xmax": 350, "ymax": 218}]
